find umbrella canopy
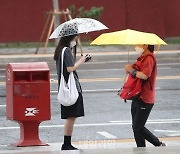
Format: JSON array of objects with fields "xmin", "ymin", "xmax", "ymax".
[
  {"xmin": 91, "ymin": 29, "xmax": 167, "ymax": 45},
  {"xmin": 49, "ymin": 18, "xmax": 108, "ymax": 39}
]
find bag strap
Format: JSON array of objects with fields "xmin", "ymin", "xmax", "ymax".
[{"xmin": 61, "ymin": 47, "xmax": 67, "ymax": 74}]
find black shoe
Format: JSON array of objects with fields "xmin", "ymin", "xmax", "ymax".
[
  {"xmin": 160, "ymin": 142, "xmax": 167, "ymax": 146},
  {"xmin": 61, "ymin": 144, "xmax": 79, "ymax": 150}
]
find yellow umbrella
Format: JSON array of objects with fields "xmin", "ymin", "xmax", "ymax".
[{"xmin": 91, "ymin": 29, "xmax": 167, "ymax": 45}]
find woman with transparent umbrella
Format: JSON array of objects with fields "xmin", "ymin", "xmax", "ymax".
[
  {"xmin": 50, "ymin": 18, "xmax": 108, "ymax": 150},
  {"xmin": 54, "ymin": 33, "xmax": 91, "ymax": 150}
]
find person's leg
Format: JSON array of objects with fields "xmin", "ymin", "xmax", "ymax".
[
  {"xmin": 138, "ymin": 103, "xmax": 162, "ymax": 146},
  {"xmin": 140, "ymin": 127, "xmax": 161, "ymax": 146},
  {"xmin": 131, "ymin": 100, "xmax": 146, "ymax": 147},
  {"xmin": 62, "ymin": 117, "xmax": 78, "ymax": 150},
  {"xmin": 134, "ymin": 100, "xmax": 163, "ymax": 147},
  {"xmin": 64, "ymin": 117, "xmax": 76, "ymax": 136}
]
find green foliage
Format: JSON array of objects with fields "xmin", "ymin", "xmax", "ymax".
[
  {"xmin": 77, "ymin": 7, "xmax": 85, "ymax": 17},
  {"xmin": 69, "ymin": 5, "xmax": 75, "ymax": 15},
  {"xmin": 84, "ymin": 7, "xmax": 104, "ymax": 20},
  {"xmin": 165, "ymin": 37, "xmax": 180, "ymax": 44},
  {"xmin": 69, "ymin": 5, "xmax": 104, "ymax": 20}
]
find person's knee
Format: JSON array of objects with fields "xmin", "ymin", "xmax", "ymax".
[
  {"xmin": 67, "ymin": 117, "xmax": 76, "ymax": 122},
  {"xmin": 132, "ymin": 125, "xmax": 143, "ymax": 133}
]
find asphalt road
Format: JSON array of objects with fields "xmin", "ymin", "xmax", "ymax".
[{"xmin": 0, "ymin": 51, "xmax": 180, "ymax": 146}]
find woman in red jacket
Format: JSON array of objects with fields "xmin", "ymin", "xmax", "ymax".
[{"xmin": 125, "ymin": 44, "xmax": 166, "ymax": 147}]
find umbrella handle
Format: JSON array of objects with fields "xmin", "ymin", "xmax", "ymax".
[
  {"xmin": 156, "ymin": 44, "xmax": 161, "ymax": 53},
  {"xmin": 128, "ymin": 46, "xmax": 130, "ymax": 64},
  {"xmin": 77, "ymin": 38, "xmax": 83, "ymax": 56},
  {"xmin": 66, "ymin": 8, "xmax": 84, "ymax": 56}
]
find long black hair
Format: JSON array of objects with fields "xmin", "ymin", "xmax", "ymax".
[
  {"xmin": 148, "ymin": 45, "xmax": 155, "ymax": 53},
  {"xmin": 54, "ymin": 34, "xmax": 77, "ymax": 60}
]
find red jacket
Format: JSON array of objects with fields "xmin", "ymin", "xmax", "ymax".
[{"xmin": 133, "ymin": 53, "xmax": 157, "ymax": 104}]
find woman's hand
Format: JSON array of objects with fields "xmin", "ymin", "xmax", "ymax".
[
  {"xmin": 80, "ymin": 54, "xmax": 92, "ymax": 63},
  {"xmin": 124, "ymin": 64, "xmax": 133, "ymax": 74},
  {"xmin": 67, "ymin": 55, "xmax": 86, "ymax": 73},
  {"xmin": 79, "ymin": 55, "xmax": 86, "ymax": 64},
  {"xmin": 124, "ymin": 64, "xmax": 148, "ymax": 80}
]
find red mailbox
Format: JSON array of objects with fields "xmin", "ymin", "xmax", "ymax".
[{"xmin": 6, "ymin": 62, "xmax": 51, "ymax": 146}]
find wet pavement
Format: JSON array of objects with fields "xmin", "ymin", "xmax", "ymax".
[{"xmin": 0, "ymin": 46, "xmax": 180, "ymax": 153}]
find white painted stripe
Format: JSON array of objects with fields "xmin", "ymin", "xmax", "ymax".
[
  {"xmin": 0, "ymin": 67, "xmax": 172, "ymax": 79},
  {"xmin": 83, "ymin": 89, "xmax": 119, "ymax": 93},
  {"xmin": 110, "ymin": 119, "xmax": 180, "ymax": 123},
  {"xmin": 78, "ymin": 67, "xmax": 171, "ymax": 72},
  {"xmin": 155, "ymin": 87, "xmax": 161, "ymax": 90},
  {"xmin": 51, "ymin": 90, "xmax": 58, "ymax": 93},
  {"xmin": 158, "ymin": 67, "xmax": 172, "ymax": 69},
  {"xmin": 84, "ymin": 61, "xmax": 127, "ymax": 64},
  {"xmin": 76, "ymin": 69, "xmax": 123, "ymax": 72},
  {"xmin": 50, "ymin": 89, "xmax": 121, "ymax": 94},
  {"xmin": 84, "ymin": 61, "xmax": 180, "ymax": 65},
  {"xmin": 83, "ymin": 61, "xmax": 180, "ymax": 65},
  {"xmin": 49, "ymin": 67, "xmax": 171, "ymax": 76},
  {"xmin": 1, "ymin": 119, "xmax": 180, "ymax": 130},
  {"xmin": 97, "ymin": 131, "xmax": 117, "ymax": 139},
  {"xmin": 0, "ymin": 105, "xmax": 6, "ymax": 107},
  {"xmin": 167, "ymin": 133, "xmax": 180, "ymax": 137},
  {"xmin": 0, "ymin": 145, "xmax": 7, "ymax": 147},
  {"xmin": 154, "ymin": 129, "xmax": 180, "ymax": 133},
  {"xmin": 50, "ymin": 87, "xmax": 161, "ymax": 94},
  {"xmin": 158, "ymin": 63, "xmax": 180, "ymax": 66}
]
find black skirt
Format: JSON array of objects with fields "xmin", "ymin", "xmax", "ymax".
[{"xmin": 61, "ymin": 92, "xmax": 85, "ymax": 119}]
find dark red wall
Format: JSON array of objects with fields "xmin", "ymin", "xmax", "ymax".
[
  {"xmin": 0, "ymin": 0, "xmax": 180, "ymax": 43},
  {"xmin": 164, "ymin": 0, "xmax": 180, "ymax": 37},
  {"xmin": 124, "ymin": 0, "xmax": 166, "ymax": 37},
  {"xmin": 0, "ymin": 0, "xmax": 52, "ymax": 42}
]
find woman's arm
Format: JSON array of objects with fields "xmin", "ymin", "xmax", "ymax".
[
  {"xmin": 67, "ymin": 56, "xmax": 86, "ymax": 73},
  {"xmin": 125, "ymin": 64, "xmax": 148, "ymax": 80},
  {"xmin": 136, "ymin": 71, "xmax": 148, "ymax": 80}
]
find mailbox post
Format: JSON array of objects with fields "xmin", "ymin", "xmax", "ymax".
[{"xmin": 6, "ymin": 62, "xmax": 51, "ymax": 146}]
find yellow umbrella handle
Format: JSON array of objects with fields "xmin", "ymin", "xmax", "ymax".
[
  {"xmin": 127, "ymin": 45, "xmax": 130, "ymax": 64},
  {"xmin": 156, "ymin": 44, "xmax": 161, "ymax": 53}
]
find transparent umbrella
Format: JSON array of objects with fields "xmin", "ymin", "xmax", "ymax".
[{"xmin": 49, "ymin": 18, "xmax": 108, "ymax": 39}]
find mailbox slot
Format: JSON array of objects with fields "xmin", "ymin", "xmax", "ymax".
[
  {"xmin": 31, "ymin": 71, "xmax": 49, "ymax": 82},
  {"xmin": 14, "ymin": 72, "xmax": 31, "ymax": 82}
]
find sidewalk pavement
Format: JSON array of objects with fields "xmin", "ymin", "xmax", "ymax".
[
  {"xmin": 0, "ymin": 46, "xmax": 180, "ymax": 153},
  {"xmin": 0, "ymin": 47, "xmax": 179, "ymax": 64},
  {"xmin": 0, "ymin": 137, "xmax": 180, "ymax": 153}
]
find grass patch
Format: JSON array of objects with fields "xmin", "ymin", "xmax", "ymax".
[
  {"xmin": 0, "ymin": 42, "xmax": 56, "ymax": 49},
  {"xmin": 0, "ymin": 41, "xmax": 93, "ymax": 49},
  {"xmin": 165, "ymin": 37, "xmax": 180, "ymax": 44}
]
